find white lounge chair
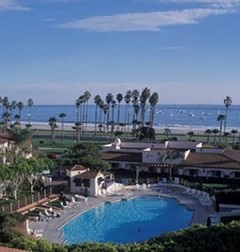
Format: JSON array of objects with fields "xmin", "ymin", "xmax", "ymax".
[
  {"xmin": 71, "ymin": 197, "xmax": 80, "ymax": 206},
  {"xmin": 141, "ymin": 183, "xmax": 148, "ymax": 191},
  {"xmin": 192, "ymin": 190, "xmax": 201, "ymax": 197},
  {"xmin": 183, "ymin": 187, "xmax": 192, "ymax": 194},
  {"xmin": 60, "ymin": 201, "xmax": 72, "ymax": 209},
  {"xmin": 186, "ymin": 188, "xmax": 195, "ymax": 195},
  {"xmin": 135, "ymin": 184, "xmax": 140, "ymax": 190},
  {"xmin": 26, "ymin": 219, "xmax": 44, "ymax": 237},
  {"xmin": 198, "ymin": 194, "xmax": 212, "ymax": 206},
  {"xmin": 38, "ymin": 211, "xmax": 47, "ymax": 221},
  {"xmin": 75, "ymin": 194, "xmax": 88, "ymax": 203},
  {"xmin": 29, "ymin": 229, "xmax": 43, "ymax": 237},
  {"xmin": 44, "ymin": 209, "xmax": 52, "ymax": 218}
]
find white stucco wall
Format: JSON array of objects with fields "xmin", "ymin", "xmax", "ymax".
[{"xmin": 70, "ymin": 173, "xmax": 105, "ymax": 197}]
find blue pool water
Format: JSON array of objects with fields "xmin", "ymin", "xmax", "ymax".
[{"xmin": 61, "ymin": 196, "xmax": 193, "ymax": 244}]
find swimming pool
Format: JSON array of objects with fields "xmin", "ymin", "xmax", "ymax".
[{"xmin": 61, "ymin": 196, "xmax": 193, "ymax": 244}]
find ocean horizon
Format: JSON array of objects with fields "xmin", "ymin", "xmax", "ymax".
[{"xmin": 14, "ymin": 104, "xmax": 240, "ymax": 132}]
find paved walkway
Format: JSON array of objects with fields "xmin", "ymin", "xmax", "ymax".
[{"xmin": 28, "ymin": 184, "xmax": 215, "ymax": 244}]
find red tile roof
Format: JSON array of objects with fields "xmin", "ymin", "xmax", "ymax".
[
  {"xmin": 100, "ymin": 151, "xmax": 142, "ymax": 163},
  {"xmin": 75, "ymin": 170, "xmax": 100, "ymax": 179},
  {"xmin": 181, "ymin": 151, "xmax": 240, "ymax": 169},
  {"xmin": 66, "ymin": 164, "xmax": 89, "ymax": 171},
  {"xmin": 0, "ymin": 133, "xmax": 12, "ymax": 144},
  {"xmin": 222, "ymin": 149, "xmax": 240, "ymax": 163}
]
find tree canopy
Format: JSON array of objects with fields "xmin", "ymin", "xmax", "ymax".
[{"xmin": 62, "ymin": 142, "xmax": 110, "ymax": 170}]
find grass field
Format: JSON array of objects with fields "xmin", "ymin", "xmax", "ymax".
[{"xmin": 31, "ymin": 127, "xmax": 235, "ymax": 155}]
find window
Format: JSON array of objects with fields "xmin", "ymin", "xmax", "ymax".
[
  {"xmin": 189, "ymin": 169, "xmax": 198, "ymax": 176},
  {"xmin": 82, "ymin": 179, "xmax": 90, "ymax": 187},
  {"xmin": 74, "ymin": 178, "xmax": 82, "ymax": 187},
  {"xmin": 212, "ymin": 171, "xmax": 221, "ymax": 177},
  {"xmin": 74, "ymin": 178, "xmax": 90, "ymax": 187},
  {"xmin": 111, "ymin": 163, "xmax": 119, "ymax": 168}
]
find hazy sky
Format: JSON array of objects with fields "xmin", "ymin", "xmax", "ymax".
[{"xmin": 0, "ymin": 0, "xmax": 240, "ymax": 105}]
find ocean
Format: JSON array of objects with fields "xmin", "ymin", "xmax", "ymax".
[{"xmin": 16, "ymin": 104, "xmax": 240, "ymax": 132}]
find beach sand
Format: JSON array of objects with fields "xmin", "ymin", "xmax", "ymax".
[{"xmin": 30, "ymin": 122, "xmax": 208, "ymax": 135}]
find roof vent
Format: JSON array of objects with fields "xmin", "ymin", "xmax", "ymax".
[{"xmin": 114, "ymin": 138, "xmax": 121, "ymax": 147}]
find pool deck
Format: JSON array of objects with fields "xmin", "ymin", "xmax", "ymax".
[{"xmin": 28, "ymin": 184, "xmax": 215, "ymax": 244}]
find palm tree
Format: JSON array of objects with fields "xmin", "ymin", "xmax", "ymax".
[
  {"xmin": 205, "ymin": 129, "xmax": 212, "ymax": 143},
  {"xmin": 2, "ymin": 96, "xmax": 10, "ymax": 132},
  {"xmin": 217, "ymin": 114, "xmax": 225, "ymax": 142},
  {"xmin": 187, "ymin": 131, "xmax": 194, "ymax": 141},
  {"xmin": 59, "ymin": 112, "xmax": 66, "ymax": 141},
  {"xmin": 83, "ymin": 91, "xmax": 91, "ymax": 131},
  {"xmin": 119, "ymin": 122, "xmax": 126, "ymax": 132},
  {"xmin": 132, "ymin": 103, "xmax": 140, "ymax": 132},
  {"xmin": 116, "ymin": 93, "xmax": 123, "ymax": 130},
  {"xmin": 124, "ymin": 90, "xmax": 132, "ymax": 132},
  {"xmin": 94, "ymin": 95, "xmax": 102, "ymax": 134},
  {"xmin": 111, "ymin": 100, "xmax": 116, "ymax": 122},
  {"xmin": 72, "ymin": 122, "xmax": 81, "ymax": 143},
  {"xmin": 164, "ymin": 128, "xmax": 171, "ymax": 140},
  {"xmin": 98, "ymin": 124, "xmax": 104, "ymax": 134},
  {"xmin": 132, "ymin": 89, "xmax": 139, "ymax": 103},
  {"xmin": 212, "ymin": 128, "xmax": 220, "ymax": 145},
  {"xmin": 98, "ymin": 100, "xmax": 104, "ymax": 127},
  {"xmin": 223, "ymin": 132, "xmax": 230, "ymax": 144},
  {"xmin": 102, "ymin": 104, "xmax": 109, "ymax": 133},
  {"xmin": 17, "ymin": 101, "xmax": 24, "ymax": 126},
  {"xmin": 14, "ymin": 114, "xmax": 21, "ymax": 125},
  {"xmin": 78, "ymin": 95, "xmax": 85, "ymax": 126},
  {"xmin": 162, "ymin": 150, "xmax": 182, "ymax": 181},
  {"xmin": 131, "ymin": 89, "xmax": 140, "ymax": 131},
  {"xmin": 9, "ymin": 100, "xmax": 17, "ymax": 124},
  {"xmin": 75, "ymin": 98, "xmax": 81, "ymax": 123},
  {"xmin": 75, "ymin": 96, "xmax": 84, "ymax": 124},
  {"xmin": 111, "ymin": 100, "xmax": 117, "ymax": 132},
  {"xmin": 27, "ymin": 98, "xmax": 34, "ymax": 127},
  {"xmin": 223, "ymin": 96, "xmax": 232, "ymax": 133},
  {"xmin": 2, "ymin": 96, "xmax": 9, "ymax": 113},
  {"xmin": 231, "ymin": 129, "xmax": 238, "ymax": 146},
  {"xmin": 105, "ymin": 93, "xmax": 113, "ymax": 132},
  {"xmin": 131, "ymin": 119, "xmax": 138, "ymax": 133},
  {"xmin": 140, "ymin": 87, "xmax": 151, "ymax": 127},
  {"xmin": 48, "ymin": 117, "xmax": 58, "ymax": 147},
  {"xmin": 148, "ymin": 92, "xmax": 159, "ymax": 127}
]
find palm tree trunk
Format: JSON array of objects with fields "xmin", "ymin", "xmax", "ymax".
[
  {"xmin": 220, "ymin": 121, "xmax": 223, "ymax": 142},
  {"xmin": 94, "ymin": 105, "xmax": 98, "ymax": 135},
  {"xmin": 117, "ymin": 104, "xmax": 120, "ymax": 130},
  {"xmin": 61, "ymin": 119, "xmax": 64, "ymax": 141},
  {"xmin": 85, "ymin": 101, "xmax": 89, "ymax": 132},
  {"xmin": 124, "ymin": 104, "xmax": 128, "ymax": 133}
]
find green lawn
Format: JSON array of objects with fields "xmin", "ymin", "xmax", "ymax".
[{"xmin": 31, "ymin": 127, "xmax": 235, "ymax": 155}]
